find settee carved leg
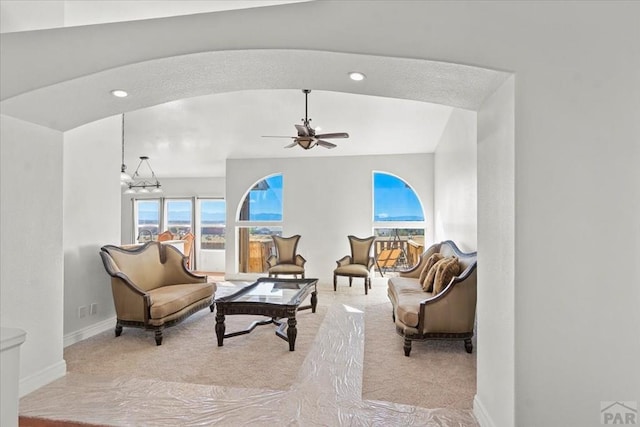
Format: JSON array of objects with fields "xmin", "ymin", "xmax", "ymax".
[
  {"xmin": 403, "ymin": 338, "xmax": 412, "ymax": 357},
  {"xmin": 154, "ymin": 329, "xmax": 163, "ymax": 346},
  {"xmin": 209, "ymin": 303, "xmax": 215, "ymax": 313},
  {"xmin": 349, "ymin": 277, "xmax": 353, "ymax": 287},
  {"xmin": 464, "ymin": 338, "xmax": 473, "ymax": 354},
  {"xmin": 115, "ymin": 323, "xmax": 123, "ymax": 337},
  {"xmin": 333, "ymin": 275, "xmax": 337, "ymax": 291}
]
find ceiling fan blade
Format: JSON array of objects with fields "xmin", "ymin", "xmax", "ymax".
[
  {"xmin": 284, "ymin": 141, "xmax": 299, "ymax": 148},
  {"xmin": 316, "ymin": 140, "xmax": 337, "ymax": 149},
  {"xmin": 295, "ymin": 124, "xmax": 309, "ymax": 136},
  {"xmin": 314, "ymin": 132, "xmax": 349, "ymax": 139}
]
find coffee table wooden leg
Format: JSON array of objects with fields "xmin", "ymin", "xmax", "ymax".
[
  {"xmin": 287, "ymin": 317, "xmax": 297, "ymax": 351},
  {"xmin": 311, "ymin": 291, "xmax": 317, "ymax": 313},
  {"xmin": 215, "ymin": 313, "xmax": 225, "ymax": 346}
]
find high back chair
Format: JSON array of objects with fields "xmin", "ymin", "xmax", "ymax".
[
  {"xmin": 181, "ymin": 232, "xmax": 195, "ymax": 269},
  {"xmin": 333, "ymin": 235, "xmax": 376, "ymax": 295},
  {"xmin": 157, "ymin": 230, "xmax": 174, "ymax": 242},
  {"xmin": 266, "ymin": 235, "xmax": 306, "ymax": 278}
]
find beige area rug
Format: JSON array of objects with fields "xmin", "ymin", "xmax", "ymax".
[
  {"xmin": 362, "ymin": 301, "xmax": 477, "ymax": 409},
  {"xmin": 64, "ymin": 282, "xmax": 326, "ymax": 391}
]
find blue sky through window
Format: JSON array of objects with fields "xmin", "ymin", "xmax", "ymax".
[
  {"xmin": 373, "ymin": 172, "xmax": 424, "ymax": 221},
  {"xmin": 201, "ymin": 199, "xmax": 225, "ymax": 224},
  {"xmin": 166, "ymin": 200, "xmax": 192, "ymax": 224},
  {"xmin": 137, "ymin": 200, "xmax": 160, "ymax": 224},
  {"xmin": 246, "ymin": 174, "xmax": 283, "ymax": 221}
]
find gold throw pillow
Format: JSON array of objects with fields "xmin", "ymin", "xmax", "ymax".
[
  {"xmin": 423, "ymin": 255, "xmax": 448, "ymax": 292},
  {"xmin": 419, "ymin": 252, "xmax": 443, "ymax": 286},
  {"xmin": 433, "ymin": 256, "xmax": 461, "ymax": 295}
]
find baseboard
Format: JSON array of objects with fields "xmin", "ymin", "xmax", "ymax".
[
  {"xmin": 474, "ymin": 394, "xmax": 498, "ymax": 427},
  {"xmin": 63, "ymin": 316, "xmax": 116, "ymax": 348},
  {"xmin": 19, "ymin": 359, "xmax": 66, "ymax": 397}
]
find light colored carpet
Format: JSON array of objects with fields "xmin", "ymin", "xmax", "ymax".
[
  {"xmin": 65, "ymin": 282, "xmax": 326, "ymax": 391},
  {"xmin": 21, "ymin": 279, "xmax": 478, "ymax": 425},
  {"xmin": 362, "ymin": 301, "xmax": 477, "ymax": 409}
]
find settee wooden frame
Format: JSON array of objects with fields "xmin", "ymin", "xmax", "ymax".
[
  {"xmin": 99, "ymin": 242, "xmax": 215, "ymax": 345},
  {"xmin": 388, "ymin": 240, "xmax": 477, "ymax": 356}
]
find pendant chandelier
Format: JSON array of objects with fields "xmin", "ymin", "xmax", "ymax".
[
  {"xmin": 119, "ymin": 113, "xmax": 162, "ymax": 194},
  {"xmin": 123, "ymin": 156, "xmax": 163, "ymax": 194}
]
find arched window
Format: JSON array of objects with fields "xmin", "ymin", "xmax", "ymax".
[
  {"xmin": 372, "ymin": 172, "xmax": 426, "ymax": 272},
  {"xmin": 237, "ymin": 174, "xmax": 283, "ymax": 221},
  {"xmin": 237, "ymin": 174, "xmax": 283, "ymax": 273}
]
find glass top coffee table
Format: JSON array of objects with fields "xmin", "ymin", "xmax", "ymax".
[{"xmin": 214, "ymin": 277, "xmax": 318, "ymax": 351}]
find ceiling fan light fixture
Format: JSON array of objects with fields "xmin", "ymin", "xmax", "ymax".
[
  {"xmin": 348, "ymin": 72, "xmax": 366, "ymax": 81},
  {"xmin": 262, "ymin": 89, "xmax": 349, "ymax": 150}
]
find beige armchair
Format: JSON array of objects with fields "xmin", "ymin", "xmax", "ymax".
[
  {"xmin": 266, "ymin": 235, "xmax": 306, "ymax": 278},
  {"xmin": 333, "ymin": 235, "xmax": 375, "ymax": 295},
  {"xmin": 99, "ymin": 242, "xmax": 216, "ymax": 345}
]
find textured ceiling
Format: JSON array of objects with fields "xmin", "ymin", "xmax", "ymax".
[
  {"xmin": 121, "ymin": 89, "xmax": 454, "ymax": 178},
  {"xmin": 0, "ymin": 1, "xmax": 510, "ymax": 178}
]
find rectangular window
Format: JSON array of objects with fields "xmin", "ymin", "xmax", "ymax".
[
  {"xmin": 199, "ymin": 199, "xmax": 225, "ymax": 250},
  {"xmin": 135, "ymin": 199, "xmax": 160, "ymax": 242},
  {"xmin": 164, "ymin": 199, "xmax": 193, "ymax": 238},
  {"xmin": 237, "ymin": 226, "xmax": 282, "ymax": 273}
]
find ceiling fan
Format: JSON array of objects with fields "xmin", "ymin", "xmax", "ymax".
[{"xmin": 262, "ymin": 89, "xmax": 349, "ymax": 149}]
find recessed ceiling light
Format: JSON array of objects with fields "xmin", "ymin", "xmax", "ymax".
[
  {"xmin": 348, "ymin": 72, "xmax": 366, "ymax": 81},
  {"xmin": 111, "ymin": 89, "xmax": 128, "ymax": 98}
]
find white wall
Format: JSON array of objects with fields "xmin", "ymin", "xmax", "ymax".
[
  {"xmin": 434, "ymin": 108, "xmax": 477, "ymax": 252},
  {"xmin": 475, "ymin": 77, "xmax": 515, "ymax": 427},
  {"xmin": 0, "ymin": 115, "xmax": 66, "ymax": 396},
  {"xmin": 225, "ymin": 154, "xmax": 434, "ymax": 283},
  {"xmin": 63, "ymin": 116, "xmax": 121, "ymax": 342}
]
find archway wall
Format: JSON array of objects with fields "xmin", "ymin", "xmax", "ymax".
[{"xmin": 1, "ymin": 2, "xmax": 638, "ymax": 427}]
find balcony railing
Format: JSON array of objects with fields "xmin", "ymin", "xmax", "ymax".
[{"xmin": 374, "ymin": 236, "xmax": 424, "ymax": 275}]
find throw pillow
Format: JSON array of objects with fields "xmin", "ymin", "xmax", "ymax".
[
  {"xmin": 422, "ymin": 255, "xmax": 448, "ymax": 292},
  {"xmin": 419, "ymin": 253, "xmax": 444, "ymax": 290},
  {"xmin": 433, "ymin": 256, "xmax": 461, "ymax": 295}
]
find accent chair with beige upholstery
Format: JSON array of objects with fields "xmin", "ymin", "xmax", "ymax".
[
  {"xmin": 266, "ymin": 234, "xmax": 306, "ymax": 278},
  {"xmin": 333, "ymin": 235, "xmax": 375, "ymax": 295},
  {"xmin": 99, "ymin": 242, "xmax": 216, "ymax": 345},
  {"xmin": 387, "ymin": 240, "xmax": 477, "ymax": 356}
]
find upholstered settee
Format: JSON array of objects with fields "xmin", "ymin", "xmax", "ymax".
[
  {"xmin": 99, "ymin": 242, "xmax": 216, "ymax": 345},
  {"xmin": 387, "ymin": 240, "xmax": 477, "ymax": 356}
]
